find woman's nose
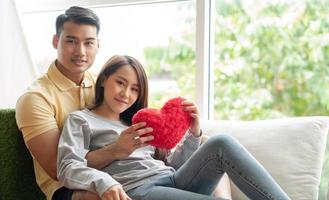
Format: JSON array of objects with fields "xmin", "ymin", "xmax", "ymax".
[{"xmin": 120, "ymin": 88, "xmax": 129, "ymax": 98}]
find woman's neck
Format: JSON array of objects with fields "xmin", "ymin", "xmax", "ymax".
[{"xmin": 92, "ymin": 104, "xmax": 120, "ymax": 121}]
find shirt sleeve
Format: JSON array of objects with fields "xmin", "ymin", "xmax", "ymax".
[
  {"xmin": 166, "ymin": 131, "xmax": 201, "ymax": 170},
  {"xmin": 15, "ymin": 92, "xmax": 58, "ymax": 142},
  {"xmin": 57, "ymin": 113, "xmax": 120, "ymax": 197}
]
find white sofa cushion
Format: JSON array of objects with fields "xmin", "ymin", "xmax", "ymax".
[{"xmin": 201, "ymin": 116, "xmax": 329, "ymax": 200}]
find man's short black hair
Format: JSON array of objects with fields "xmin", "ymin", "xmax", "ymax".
[{"xmin": 55, "ymin": 6, "xmax": 100, "ymax": 36}]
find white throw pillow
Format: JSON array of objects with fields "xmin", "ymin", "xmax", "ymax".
[{"xmin": 201, "ymin": 117, "xmax": 329, "ymax": 200}]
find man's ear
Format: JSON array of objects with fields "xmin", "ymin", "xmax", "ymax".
[
  {"xmin": 96, "ymin": 38, "xmax": 100, "ymax": 52},
  {"xmin": 52, "ymin": 34, "xmax": 59, "ymax": 49}
]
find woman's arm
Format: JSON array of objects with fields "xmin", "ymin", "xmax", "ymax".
[
  {"xmin": 165, "ymin": 100, "xmax": 202, "ymax": 169},
  {"xmin": 85, "ymin": 122, "xmax": 154, "ymax": 169},
  {"xmin": 57, "ymin": 113, "xmax": 120, "ymax": 197},
  {"xmin": 166, "ymin": 132, "xmax": 202, "ymax": 169},
  {"xmin": 85, "ymin": 144, "xmax": 121, "ymax": 170}
]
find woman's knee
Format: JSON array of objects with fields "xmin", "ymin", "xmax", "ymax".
[{"xmin": 205, "ymin": 134, "xmax": 239, "ymax": 150}]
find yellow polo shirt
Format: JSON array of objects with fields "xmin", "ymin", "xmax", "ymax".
[{"xmin": 16, "ymin": 61, "xmax": 96, "ymax": 200}]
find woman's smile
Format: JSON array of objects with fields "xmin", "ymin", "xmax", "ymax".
[{"xmin": 114, "ymin": 97, "xmax": 129, "ymax": 105}]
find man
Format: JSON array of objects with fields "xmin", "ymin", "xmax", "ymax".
[{"xmin": 16, "ymin": 6, "xmax": 101, "ymax": 200}]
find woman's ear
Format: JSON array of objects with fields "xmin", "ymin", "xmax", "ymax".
[{"xmin": 100, "ymin": 75, "xmax": 106, "ymax": 87}]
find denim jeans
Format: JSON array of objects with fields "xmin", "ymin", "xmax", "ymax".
[{"xmin": 127, "ymin": 134, "xmax": 291, "ymax": 200}]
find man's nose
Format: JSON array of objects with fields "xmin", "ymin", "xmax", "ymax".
[{"xmin": 74, "ymin": 43, "xmax": 86, "ymax": 56}]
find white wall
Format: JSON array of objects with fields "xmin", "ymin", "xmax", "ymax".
[{"xmin": 0, "ymin": 0, "xmax": 36, "ymax": 108}]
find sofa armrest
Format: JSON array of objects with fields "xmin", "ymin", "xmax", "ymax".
[
  {"xmin": 201, "ymin": 116, "xmax": 329, "ymax": 200},
  {"xmin": 0, "ymin": 109, "xmax": 46, "ymax": 199}
]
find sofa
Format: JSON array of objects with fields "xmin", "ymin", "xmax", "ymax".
[
  {"xmin": 0, "ymin": 109, "xmax": 45, "ymax": 200},
  {"xmin": 0, "ymin": 108, "xmax": 328, "ymax": 200},
  {"xmin": 201, "ymin": 117, "xmax": 329, "ymax": 200}
]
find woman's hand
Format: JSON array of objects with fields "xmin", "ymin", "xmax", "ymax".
[
  {"xmin": 181, "ymin": 100, "xmax": 201, "ymax": 137},
  {"xmin": 101, "ymin": 185, "xmax": 131, "ymax": 200},
  {"xmin": 111, "ymin": 122, "xmax": 154, "ymax": 159}
]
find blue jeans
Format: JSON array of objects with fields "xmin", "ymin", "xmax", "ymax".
[{"xmin": 127, "ymin": 134, "xmax": 290, "ymax": 200}]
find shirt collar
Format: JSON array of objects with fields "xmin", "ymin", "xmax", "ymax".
[{"xmin": 47, "ymin": 61, "xmax": 94, "ymax": 91}]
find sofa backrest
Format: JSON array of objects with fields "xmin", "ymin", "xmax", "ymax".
[{"xmin": 0, "ymin": 109, "xmax": 46, "ymax": 200}]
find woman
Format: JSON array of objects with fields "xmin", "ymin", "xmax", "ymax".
[{"xmin": 57, "ymin": 55, "xmax": 290, "ymax": 200}]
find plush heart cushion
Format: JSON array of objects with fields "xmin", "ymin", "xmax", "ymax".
[{"xmin": 132, "ymin": 97, "xmax": 191, "ymax": 149}]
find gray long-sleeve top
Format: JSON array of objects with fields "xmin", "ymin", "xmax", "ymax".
[{"xmin": 57, "ymin": 109, "xmax": 201, "ymax": 197}]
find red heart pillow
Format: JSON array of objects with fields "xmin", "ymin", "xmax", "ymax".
[{"xmin": 132, "ymin": 97, "xmax": 191, "ymax": 149}]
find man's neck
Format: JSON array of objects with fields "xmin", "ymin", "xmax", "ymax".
[{"xmin": 55, "ymin": 60, "xmax": 84, "ymax": 85}]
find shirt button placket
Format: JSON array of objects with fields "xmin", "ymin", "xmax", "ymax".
[{"xmin": 80, "ymin": 81, "xmax": 85, "ymax": 109}]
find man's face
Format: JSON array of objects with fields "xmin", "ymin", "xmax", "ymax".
[{"xmin": 52, "ymin": 21, "xmax": 99, "ymax": 81}]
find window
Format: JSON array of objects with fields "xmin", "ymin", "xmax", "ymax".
[
  {"xmin": 20, "ymin": 0, "xmax": 196, "ymax": 108},
  {"xmin": 213, "ymin": 1, "xmax": 329, "ymax": 198},
  {"xmin": 213, "ymin": 0, "xmax": 329, "ymax": 120}
]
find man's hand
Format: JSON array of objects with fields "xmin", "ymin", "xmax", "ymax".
[{"xmin": 101, "ymin": 185, "xmax": 132, "ymax": 200}]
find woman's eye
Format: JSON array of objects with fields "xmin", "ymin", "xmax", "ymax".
[
  {"xmin": 132, "ymin": 87, "xmax": 140, "ymax": 93},
  {"xmin": 117, "ymin": 80, "xmax": 124, "ymax": 85}
]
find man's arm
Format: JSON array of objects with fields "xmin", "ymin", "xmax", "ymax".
[
  {"xmin": 25, "ymin": 123, "xmax": 122, "ymax": 179},
  {"xmin": 26, "ymin": 126, "xmax": 103, "ymax": 200},
  {"xmin": 16, "ymin": 93, "xmax": 102, "ymax": 199},
  {"xmin": 26, "ymin": 128, "xmax": 114, "ymax": 180},
  {"xmin": 26, "ymin": 129, "xmax": 60, "ymax": 180},
  {"xmin": 16, "ymin": 93, "xmax": 61, "ymax": 180}
]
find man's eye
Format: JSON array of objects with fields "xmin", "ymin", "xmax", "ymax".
[
  {"xmin": 86, "ymin": 41, "xmax": 94, "ymax": 46},
  {"xmin": 66, "ymin": 40, "xmax": 75, "ymax": 43}
]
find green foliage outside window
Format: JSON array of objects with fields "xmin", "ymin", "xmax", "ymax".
[
  {"xmin": 144, "ymin": 40, "xmax": 196, "ymax": 107},
  {"xmin": 214, "ymin": 0, "xmax": 329, "ymax": 120},
  {"xmin": 143, "ymin": 0, "xmax": 329, "ymax": 198}
]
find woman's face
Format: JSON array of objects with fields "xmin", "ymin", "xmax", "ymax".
[{"xmin": 101, "ymin": 65, "xmax": 140, "ymax": 119}]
